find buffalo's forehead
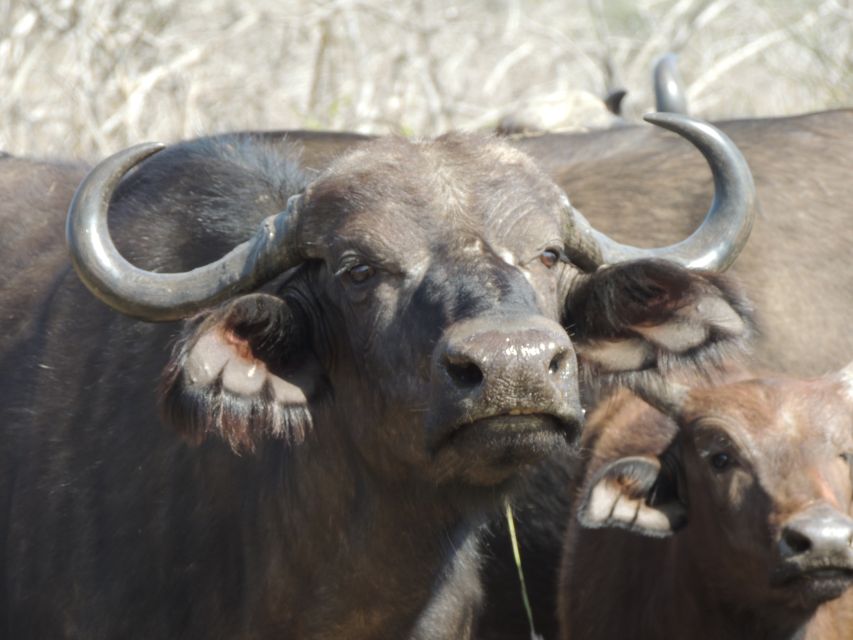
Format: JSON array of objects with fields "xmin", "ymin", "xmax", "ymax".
[
  {"xmin": 303, "ymin": 132, "xmax": 567, "ymax": 261},
  {"xmin": 691, "ymin": 378, "xmax": 849, "ymax": 441},
  {"xmin": 688, "ymin": 377, "xmax": 853, "ymax": 496}
]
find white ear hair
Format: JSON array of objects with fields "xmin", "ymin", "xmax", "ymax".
[
  {"xmin": 185, "ymin": 330, "xmax": 311, "ymax": 403},
  {"xmin": 578, "ymin": 456, "xmax": 686, "ymax": 537}
]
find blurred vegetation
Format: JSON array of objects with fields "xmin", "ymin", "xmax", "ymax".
[{"xmin": 0, "ymin": 0, "xmax": 850, "ymax": 159}]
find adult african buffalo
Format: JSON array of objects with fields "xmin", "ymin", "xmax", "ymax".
[
  {"xmin": 481, "ymin": 107, "xmax": 853, "ymax": 639},
  {"xmin": 559, "ymin": 363, "xmax": 853, "ymax": 639},
  {"xmin": 0, "ymin": 116, "xmax": 754, "ymax": 638}
]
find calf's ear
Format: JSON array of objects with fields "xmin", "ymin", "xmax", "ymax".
[
  {"xmin": 160, "ymin": 293, "xmax": 321, "ymax": 453},
  {"xmin": 566, "ymin": 260, "xmax": 753, "ymax": 379},
  {"xmin": 578, "ymin": 454, "xmax": 686, "ymax": 537}
]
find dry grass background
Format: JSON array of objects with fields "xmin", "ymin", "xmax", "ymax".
[{"xmin": 0, "ymin": 0, "xmax": 850, "ymax": 160}]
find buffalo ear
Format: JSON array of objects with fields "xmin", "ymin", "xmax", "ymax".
[
  {"xmin": 160, "ymin": 293, "xmax": 321, "ymax": 453},
  {"xmin": 567, "ymin": 260, "xmax": 753, "ymax": 377},
  {"xmin": 578, "ymin": 454, "xmax": 686, "ymax": 537}
]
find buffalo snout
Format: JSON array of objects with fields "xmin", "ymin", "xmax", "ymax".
[
  {"xmin": 428, "ymin": 315, "xmax": 582, "ymax": 456},
  {"xmin": 775, "ymin": 503, "xmax": 853, "ymax": 601}
]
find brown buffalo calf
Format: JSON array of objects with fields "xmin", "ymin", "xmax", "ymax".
[{"xmin": 559, "ymin": 364, "xmax": 853, "ymax": 640}]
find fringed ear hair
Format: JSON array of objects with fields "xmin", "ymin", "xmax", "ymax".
[
  {"xmin": 568, "ymin": 261, "xmax": 754, "ymax": 389},
  {"xmin": 160, "ymin": 293, "xmax": 319, "ymax": 453},
  {"xmin": 578, "ymin": 453, "xmax": 686, "ymax": 538}
]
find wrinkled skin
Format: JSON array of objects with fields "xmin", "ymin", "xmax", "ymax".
[
  {"xmin": 0, "ymin": 134, "xmax": 750, "ymax": 638},
  {"xmin": 559, "ymin": 366, "xmax": 853, "ymax": 639}
]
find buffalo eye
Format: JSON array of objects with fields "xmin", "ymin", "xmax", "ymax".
[
  {"xmin": 710, "ymin": 452, "xmax": 733, "ymax": 472},
  {"xmin": 347, "ymin": 264, "xmax": 376, "ymax": 284},
  {"xmin": 540, "ymin": 249, "xmax": 560, "ymax": 268}
]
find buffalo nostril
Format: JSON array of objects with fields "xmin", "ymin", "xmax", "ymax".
[
  {"xmin": 445, "ymin": 359, "xmax": 485, "ymax": 388},
  {"xmin": 549, "ymin": 352, "xmax": 565, "ymax": 375},
  {"xmin": 781, "ymin": 526, "xmax": 813, "ymax": 556},
  {"xmin": 780, "ymin": 507, "xmax": 853, "ymax": 561}
]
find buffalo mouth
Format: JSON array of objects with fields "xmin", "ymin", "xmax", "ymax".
[
  {"xmin": 771, "ymin": 565, "xmax": 853, "ymax": 604},
  {"xmin": 425, "ymin": 408, "xmax": 581, "ymax": 486},
  {"xmin": 433, "ymin": 411, "xmax": 581, "ymax": 461}
]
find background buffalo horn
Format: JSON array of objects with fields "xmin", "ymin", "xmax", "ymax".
[
  {"xmin": 653, "ymin": 53, "xmax": 688, "ymax": 115},
  {"xmin": 66, "ymin": 143, "xmax": 305, "ymax": 322},
  {"xmin": 566, "ymin": 112, "xmax": 756, "ymax": 271}
]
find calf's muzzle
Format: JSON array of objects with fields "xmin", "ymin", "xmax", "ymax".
[
  {"xmin": 779, "ymin": 504, "xmax": 853, "ymax": 567},
  {"xmin": 775, "ymin": 503, "xmax": 853, "ymax": 601}
]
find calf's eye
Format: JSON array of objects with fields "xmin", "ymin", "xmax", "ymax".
[
  {"xmin": 710, "ymin": 452, "xmax": 732, "ymax": 471},
  {"xmin": 540, "ymin": 249, "xmax": 560, "ymax": 268},
  {"xmin": 347, "ymin": 264, "xmax": 376, "ymax": 284}
]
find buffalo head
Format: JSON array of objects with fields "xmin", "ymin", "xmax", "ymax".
[
  {"xmin": 66, "ymin": 115, "xmax": 755, "ymax": 490},
  {"xmin": 580, "ymin": 363, "xmax": 853, "ymax": 610}
]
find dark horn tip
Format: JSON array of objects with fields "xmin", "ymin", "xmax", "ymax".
[
  {"xmin": 642, "ymin": 113, "xmax": 721, "ymax": 142},
  {"xmin": 77, "ymin": 142, "xmax": 169, "ymax": 194},
  {"xmin": 113, "ymin": 141, "xmax": 168, "ymax": 168},
  {"xmin": 654, "ymin": 52, "xmax": 679, "ymax": 71}
]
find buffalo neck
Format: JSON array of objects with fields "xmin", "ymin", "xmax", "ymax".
[
  {"xmin": 566, "ymin": 528, "xmax": 823, "ymax": 640},
  {"xmin": 659, "ymin": 529, "xmax": 822, "ymax": 640},
  {"xmin": 239, "ymin": 416, "xmax": 488, "ymax": 639},
  {"xmin": 12, "ymin": 300, "xmax": 487, "ymax": 639}
]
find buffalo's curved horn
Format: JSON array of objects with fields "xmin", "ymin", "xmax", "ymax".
[
  {"xmin": 566, "ymin": 113, "xmax": 756, "ymax": 271},
  {"xmin": 66, "ymin": 143, "xmax": 305, "ymax": 322},
  {"xmin": 653, "ymin": 53, "xmax": 688, "ymax": 115}
]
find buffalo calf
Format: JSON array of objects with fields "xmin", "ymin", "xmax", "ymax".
[{"xmin": 559, "ymin": 364, "xmax": 853, "ymax": 640}]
